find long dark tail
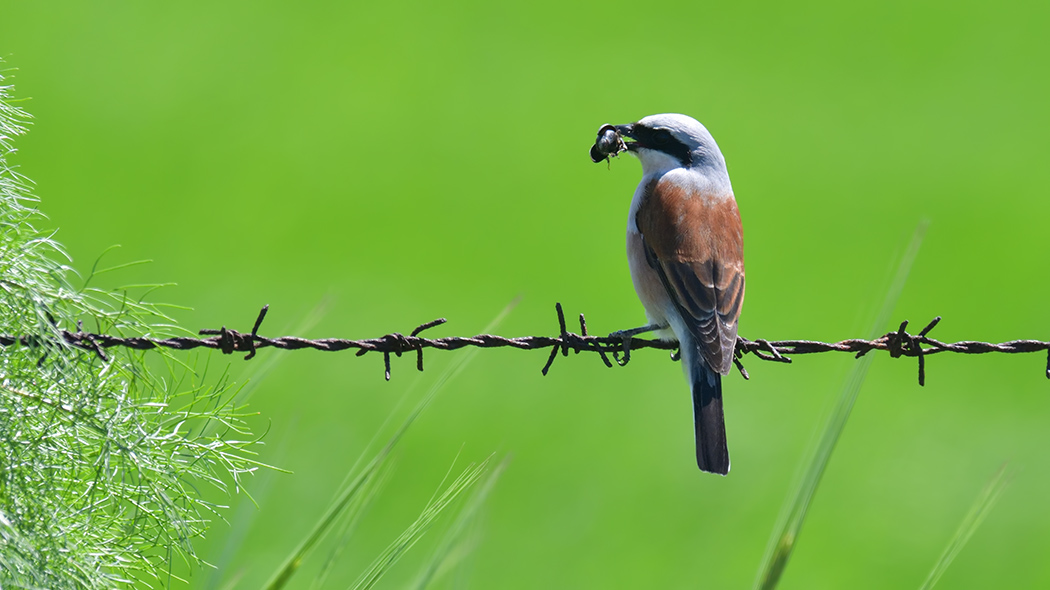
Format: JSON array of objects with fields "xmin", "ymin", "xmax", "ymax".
[{"xmin": 690, "ymin": 356, "xmax": 730, "ymax": 475}]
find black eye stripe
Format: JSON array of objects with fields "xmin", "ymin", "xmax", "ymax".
[{"xmin": 633, "ymin": 125, "xmax": 694, "ymax": 166}]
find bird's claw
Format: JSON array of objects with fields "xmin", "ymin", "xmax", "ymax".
[{"xmin": 608, "ymin": 329, "xmax": 633, "ymax": 366}]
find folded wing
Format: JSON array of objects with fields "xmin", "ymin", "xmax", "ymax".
[{"xmin": 636, "ymin": 177, "xmax": 745, "ymax": 374}]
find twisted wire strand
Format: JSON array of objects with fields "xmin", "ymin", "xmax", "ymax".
[{"xmin": 3, "ymin": 305, "xmax": 1047, "ymax": 385}]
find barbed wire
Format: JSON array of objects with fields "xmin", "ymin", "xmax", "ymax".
[{"xmin": 2, "ymin": 304, "xmax": 1048, "ymax": 385}]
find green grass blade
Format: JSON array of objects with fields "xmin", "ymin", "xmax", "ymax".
[
  {"xmin": 754, "ymin": 221, "xmax": 929, "ymax": 590},
  {"xmin": 351, "ymin": 456, "xmax": 494, "ymax": 590},
  {"xmin": 258, "ymin": 383, "xmax": 436, "ymax": 590},
  {"xmin": 918, "ymin": 463, "xmax": 1011, "ymax": 590},
  {"xmin": 412, "ymin": 456, "xmax": 509, "ymax": 589},
  {"xmin": 261, "ymin": 300, "xmax": 517, "ymax": 590},
  {"xmin": 310, "ymin": 458, "xmax": 394, "ymax": 590}
]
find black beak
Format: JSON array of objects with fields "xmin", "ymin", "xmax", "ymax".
[{"xmin": 616, "ymin": 124, "xmax": 641, "ymax": 152}]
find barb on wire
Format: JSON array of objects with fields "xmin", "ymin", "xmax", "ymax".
[{"xmin": 2, "ymin": 304, "xmax": 1048, "ymax": 386}]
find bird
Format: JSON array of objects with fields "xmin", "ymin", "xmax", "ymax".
[{"xmin": 591, "ymin": 113, "xmax": 745, "ymax": 475}]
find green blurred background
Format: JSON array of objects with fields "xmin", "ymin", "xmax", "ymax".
[{"xmin": 3, "ymin": 0, "xmax": 1050, "ymax": 587}]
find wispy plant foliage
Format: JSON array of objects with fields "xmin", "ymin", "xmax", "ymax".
[{"xmin": 0, "ymin": 68, "xmax": 267, "ymax": 588}]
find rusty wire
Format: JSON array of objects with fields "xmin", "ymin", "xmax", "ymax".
[{"xmin": 2, "ymin": 304, "xmax": 1048, "ymax": 385}]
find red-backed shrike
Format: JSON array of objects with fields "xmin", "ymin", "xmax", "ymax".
[{"xmin": 591, "ymin": 113, "xmax": 744, "ymax": 475}]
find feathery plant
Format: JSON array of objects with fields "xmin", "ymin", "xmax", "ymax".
[{"xmin": 0, "ymin": 67, "xmax": 268, "ymax": 588}]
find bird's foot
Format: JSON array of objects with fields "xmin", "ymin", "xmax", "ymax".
[{"xmin": 608, "ymin": 323, "xmax": 666, "ymax": 367}]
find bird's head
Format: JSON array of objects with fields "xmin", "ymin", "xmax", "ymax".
[{"xmin": 610, "ymin": 113, "xmax": 728, "ymax": 178}]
